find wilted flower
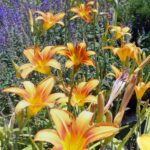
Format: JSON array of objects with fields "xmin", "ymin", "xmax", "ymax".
[
  {"xmin": 34, "ymin": 109, "xmax": 119, "ymax": 150},
  {"xmin": 35, "ymin": 10, "xmax": 65, "ymax": 31},
  {"xmin": 3, "ymin": 78, "xmax": 65, "ymax": 118},
  {"xmin": 110, "ymin": 26, "xmax": 131, "ymax": 39},
  {"xmin": 137, "ymin": 134, "xmax": 150, "ymax": 150},
  {"xmin": 59, "ymin": 79, "xmax": 99, "ymax": 106},
  {"xmin": 135, "ymin": 81, "xmax": 150, "ymax": 101},
  {"xmin": 114, "ymin": 74, "xmax": 137, "ymax": 125},
  {"xmin": 104, "ymin": 71, "xmax": 129, "ymax": 113},
  {"xmin": 19, "ymin": 46, "xmax": 65, "ymax": 78},
  {"xmin": 57, "ymin": 42, "xmax": 95, "ymax": 70},
  {"xmin": 70, "ymin": 1, "xmax": 97, "ymax": 23}
]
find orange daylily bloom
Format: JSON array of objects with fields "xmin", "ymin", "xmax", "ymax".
[
  {"xmin": 57, "ymin": 42, "xmax": 95, "ymax": 70},
  {"xmin": 35, "ymin": 10, "xmax": 65, "ymax": 31},
  {"xmin": 34, "ymin": 109, "xmax": 119, "ymax": 150},
  {"xmin": 70, "ymin": 1, "xmax": 97, "ymax": 23},
  {"xmin": 103, "ymin": 43, "xmax": 141, "ymax": 64},
  {"xmin": 110, "ymin": 26, "xmax": 131, "ymax": 39},
  {"xmin": 59, "ymin": 79, "xmax": 99, "ymax": 106},
  {"xmin": 19, "ymin": 46, "xmax": 65, "ymax": 79},
  {"xmin": 135, "ymin": 81, "xmax": 150, "ymax": 101},
  {"xmin": 3, "ymin": 78, "xmax": 65, "ymax": 118},
  {"xmin": 137, "ymin": 134, "xmax": 150, "ymax": 150}
]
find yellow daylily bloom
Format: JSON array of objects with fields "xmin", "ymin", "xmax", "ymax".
[
  {"xmin": 3, "ymin": 78, "xmax": 65, "ymax": 118},
  {"xmin": 34, "ymin": 109, "xmax": 119, "ymax": 150},
  {"xmin": 110, "ymin": 26, "xmax": 131, "ymax": 39},
  {"xmin": 19, "ymin": 46, "xmax": 65, "ymax": 79},
  {"xmin": 103, "ymin": 43, "xmax": 141, "ymax": 64},
  {"xmin": 137, "ymin": 134, "xmax": 150, "ymax": 150},
  {"xmin": 135, "ymin": 81, "xmax": 150, "ymax": 101},
  {"xmin": 58, "ymin": 79, "xmax": 99, "ymax": 106},
  {"xmin": 35, "ymin": 10, "xmax": 65, "ymax": 31},
  {"xmin": 57, "ymin": 42, "xmax": 95, "ymax": 70},
  {"xmin": 70, "ymin": 1, "xmax": 97, "ymax": 23},
  {"xmin": 111, "ymin": 65, "xmax": 122, "ymax": 79}
]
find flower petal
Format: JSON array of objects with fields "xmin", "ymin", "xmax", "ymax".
[
  {"xmin": 34, "ymin": 129, "xmax": 62, "ymax": 148},
  {"xmin": 15, "ymin": 100, "xmax": 30, "ymax": 115},
  {"xmin": 85, "ymin": 95, "xmax": 97, "ymax": 103},
  {"xmin": 87, "ymin": 51, "xmax": 96, "ymax": 56},
  {"xmin": 45, "ymin": 93, "xmax": 66, "ymax": 107},
  {"xmin": 76, "ymin": 111, "xmax": 93, "ymax": 136},
  {"xmin": 82, "ymin": 79, "xmax": 99, "ymax": 95},
  {"xmin": 27, "ymin": 105, "xmax": 44, "ymax": 117},
  {"xmin": 3, "ymin": 87, "xmax": 28, "ymax": 99},
  {"xmin": 85, "ymin": 123, "xmax": 119, "ymax": 144},
  {"xmin": 36, "ymin": 77, "xmax": 55, "ymax": 100},
  {"xmin": 23, "ymin": 48, "xmax": 34, "ymax": 63},
  {"xmin": 22, "ymin": 81, "xmax": 36, "ymax": 98},
  {"xmin": 137, "ymin": 134, "xmax": 150, "ymax": 150},
  {"xmin": 46, "ymin": 59, "xmax": 61, "ymax": 70},
  {"xmin": 50, "ymin": 109, "xmax": 73, "ymax": 139},
  {"xmin": 65, "ymin": 60, "xmax": 74, "ymax": 68}
]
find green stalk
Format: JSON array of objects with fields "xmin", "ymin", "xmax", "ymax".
[{"xmin": 68, "ymin": 68, "xmax": 76, "ymax": 111}]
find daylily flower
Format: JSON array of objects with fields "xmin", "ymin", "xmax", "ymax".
[
  {"xmin": 135, "ymin": 81, "xmax": 150, "ymax": 101},
  {"xmin": 137, "ymin": 134, "xmax": 150, "ymax": 150},
  {"xmin": 3, "ymin": 78, "xmax": 65, "ymax": 118},
  {"xmin": 110, "ymin": 26, "xmax": 131, "ymax": 39},
  {"xmin": 35, "ymin": 10, "xmax": 65, "ymax": 31},
  {"xmin": 57, "ymin": 42, "xmax": 95, "ymax": 70},
  {"xmin": 70, "ymin": 1, "xmax": 97, "ymax": 23},
  {"xmin": 19, "ymin": 46, "xmax": 65, "ymax": 79},
  {"xmin": 110, "ymin": 65, "xmax": 122, "ymax": 79},
  {"xmin": 103, "ymin": 43, "xmax": 141, "ymax": 64},
  {"xmin": 59, "ymin": 79, "xmax": 99, "ymax": 106},
  {"xmin": 34, "ymin": 109, "xmax": 119, "ymax": 150}
]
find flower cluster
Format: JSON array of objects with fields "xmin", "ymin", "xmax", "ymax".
[{"xmin": 2, "ymin": 0, "xmax": 150, "ymax": 150}]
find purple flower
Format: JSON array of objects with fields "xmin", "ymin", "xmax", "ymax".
[{"xmin": 40, "ymin": 0, "xmax": 50, "ymax": 11}]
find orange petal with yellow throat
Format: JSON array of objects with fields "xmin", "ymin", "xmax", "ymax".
[
  {"xmin": 50, "ymin": 109, "xmax": 73, "ymax": 139},
  {"xmin": 36, "ymin": 77, "xmax": 55, "ymax": 100},
  {"xmin": 23, "ymin": 48, "xmax": 35, "ymax": 63},
  {"xmin": 34, "ymin": 129, "xmax": 62, "ymax": 149},
  {"xmin": 45, "ymin": 93, "xmax": 66, "ymax": 107},
  {"xmin": 82, "ymin": 79, "xmax": 99, "ymax": 95},
  {"xmin": 27, "ymin": 105, "xmax": 44, "ymax": 117},
  {"xmin": 85, "ymin": 123, "xmax": 119, "ymax": 144},
  {"xmin": 22, "ymin": 81, "xmax": 36, "ymax": 98},
  {"xmin": 76, "ymin": 111, "xmax": 93, "ymax": 136},
  {"xmin": 3, "ymin": 87, "xmax": 28, "ymax": 99}
]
